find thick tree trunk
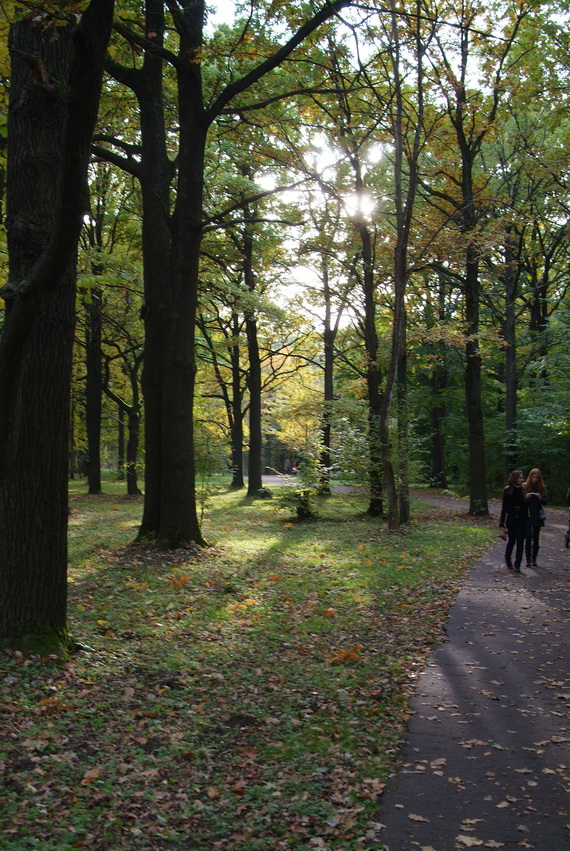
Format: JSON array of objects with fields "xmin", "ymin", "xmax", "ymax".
[
  {"xmin": 0, "ymin": 1, "xmax": 114, "ymax": 655},
  {"xmin": 1, "ymin": 25, "xmax": 76, "ymax": 652},
  {"xmin": 156, "ymin": 43, "xmax": 206, "ymax": 546}
]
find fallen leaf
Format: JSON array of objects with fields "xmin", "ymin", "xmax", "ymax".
[
  {"xmin": 408, "ymin": 813, "xmax": 429, "ymax": 822},
  {"xmin": 80, "ymin": 767, "xmax": 102, "ymax": 786}
]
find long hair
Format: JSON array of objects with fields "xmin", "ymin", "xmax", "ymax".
[
  {"xmin": 506, "ymin": 470, "xmax": 523, "ymax": 489},
  {"xmin": 524, "ymin": 468, "xmax": 545, "ymax": 495}
]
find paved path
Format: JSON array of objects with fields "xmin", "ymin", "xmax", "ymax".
[{"xmin": 374, "ymin": 504, "xmax": 570, "ymax": 850}]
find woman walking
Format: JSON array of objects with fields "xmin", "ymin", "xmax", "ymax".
[
  {"xmin": 499, "ymin": 470, "xmax": 528, "ymax": 573},
  {"xmin": 524, "ymin": 468, "xmax": 547, "ymax": 567}
]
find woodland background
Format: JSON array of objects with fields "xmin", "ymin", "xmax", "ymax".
[{"xmin": 0, "ymin": 0, "xmax": 569, "ymax": 653}]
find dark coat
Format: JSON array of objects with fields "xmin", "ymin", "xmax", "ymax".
[
  {"xmin": 526, "ymin": 490, "xmax": 547, "ymax": 528},
  {"xmin": 500, "ymin": 485, "xmax": 528, "ymax": 528}
]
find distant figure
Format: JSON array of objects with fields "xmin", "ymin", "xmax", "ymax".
[
  {"xmin": 284, "ymin": 459, "xmax": 292, "ymax": 474},
  {"xmin": 524, "ymin": 468, "xmax": 547, "ymax": 567},
  {"xmin": 499, "ymin": 470, "xmax": 528, "ymax": 574}
]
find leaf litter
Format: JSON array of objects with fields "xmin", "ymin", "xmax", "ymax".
[{"xmin": 1, "ymin": 489, "xmax": 498, "ymax": 849}]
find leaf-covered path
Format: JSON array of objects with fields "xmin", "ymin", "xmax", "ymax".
[{"xmin": 375, "ymin": 505, "xmax": 570, "ymax": 850}]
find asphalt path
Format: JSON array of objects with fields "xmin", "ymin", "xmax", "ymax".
[{"xmin": 372, "ymin": 499, "xmax": 570, "ymax": 850}]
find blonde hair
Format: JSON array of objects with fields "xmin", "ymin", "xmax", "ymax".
[{"xmin": 524, "ymin": 468, "xmax": 545, "ymax": 495}]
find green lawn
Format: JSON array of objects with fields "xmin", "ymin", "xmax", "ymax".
[{"xmin": 1, "ymin": 485, "xmax": 496, "ymax": 850}]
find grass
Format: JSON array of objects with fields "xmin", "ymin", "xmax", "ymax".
[{"xmin": 1, "ymin": 483, "xmax": 497, "ymax": 850}]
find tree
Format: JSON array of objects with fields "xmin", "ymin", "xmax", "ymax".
[
  {"xmin": 96, "ymin": 0, "xmax": 353, "ymax": 546},
  {"xmin": 0, "ymin": 0, "xmax": 115, "ymax": 655},
  {"xmin": 420, "ymin": 0, "xmax": 532, "ymax": 514}
]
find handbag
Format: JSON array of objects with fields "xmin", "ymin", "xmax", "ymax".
[{"xmin": 538, "ymin": 507, "xmax": 546, "ymax": 523}]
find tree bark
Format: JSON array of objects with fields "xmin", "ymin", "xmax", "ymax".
[
  {"xmin": 502, "ymin": 231, "xmax": 518, "ymax": 480},
  {"xmin": 0, "ymin": 0, "xmax": 115, "ymax": 655},
  {"xmin": 355, "ymin": 221, "xmax": 384, "ymax": 517},
  {"xmin": 319, "ymin": 262, "xmax": 336, "ymax": 495},
  {"xmin": 126, "ymin": 409, "xmax": 141, "ymax": 496},
  {"xmin": 84, "ymin": 289, "xmax": 103, "ymax": 493},
  {"xmin": 105, "ymin": 1, "xmax": 174, "ymax": 538},
  {"xmin": 117, "ymin": 406, "xmax": 126, "ymax": 480},
  {"xmin": 241, "ymin": 197, "xmax": 264, "ymax": 497},
  {"xmin": 464, "ymin": 244, "xmax": 488, "ymax": 514},
  {"xmin": 230, "ymin": 312, "xmax": 246, "ymax": 489}
]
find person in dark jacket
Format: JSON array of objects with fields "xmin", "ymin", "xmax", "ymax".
[
  {"xmin": 524, "ymin": 468, "xmax": 547, "ymax": 567},
  {"xmin": 499, "ymin": 470, "xmax": 528, "ymax": 573}
]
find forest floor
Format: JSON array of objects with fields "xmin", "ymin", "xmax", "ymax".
[{"xmin": 1, "ymin": 485, "xmax": 567, "ymax": 850}]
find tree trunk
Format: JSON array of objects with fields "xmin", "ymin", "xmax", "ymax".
[
  {"xmin": 503, "ymin": 232, "xmax": 518, "ymax": 480},
  {"xmin": 84, "ymin": 290, "xmax": 103, "ymax": 493},
  {"xmin": 117, "ymin": 406, "xmax": 126, "ymax": 480},
  {"xmin": 464, "ymin": 245, "xmax": 488, "ymax": 515},
  {"xmin": 429, "ymin": 357, "xmax": 448, "ymax": 488},
  {"xmin": 0, "ymin": 0, "xmax": 114, "ymax": 655},
  {"xmin": 156, "ymin": 36, "xmax": 206, "ymax": 546},
  {"xmin": 126, "ymin": 409, "xmax": 141, "ymax": 495},
  {"xmin": 245, "ymin": 311, "xmax": 263, "ymax": 495},
  {"xmin": 356, "ymin": 221, "xmax": 384, "ymax": 516},
  {"xmin": 103, "ymin": 0, "xmax": 175, "ymax": 537},
  {"xmin": 319, "ymin": 262, "xmax": 335, "ymax": 495},
  {"xmin": 397, "ymin": 341, "xmax": 410, "ymax": 524},
  {"xmin": 241, "ymin": 187, "xmax": 263, "ymax": 497},
  {"xmin": 230, "ymin": 312, "xmax": 245, "ymax": 489}
]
